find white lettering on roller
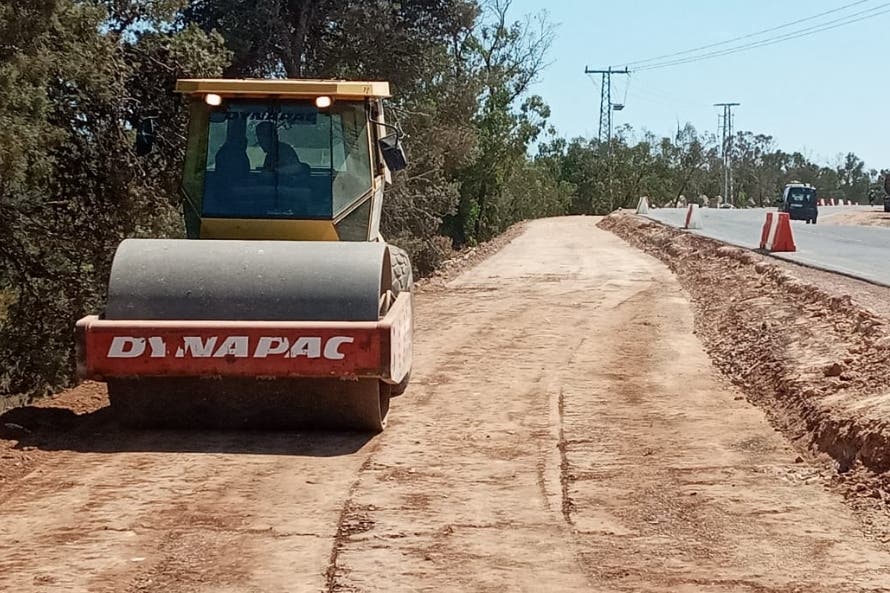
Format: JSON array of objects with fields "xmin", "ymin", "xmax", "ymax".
[
  {"xmin": 212, "ymin": 336, "xmax": 249, "ymax": 358},
  {"xmin": 176, "ymin": 337, "xmax": 218, "ymax": 358},
  {"xmin": 254, "ymin": 337, "xmax": 289, "ymax": 358},
  {"xmin": 324, "ymin": 337, "xmax": 354, "ymax": 361},
  {"xmin": 107, "ymin": 337, "xmax": 146, "ymax": 358},
  {"xmin": 107, "ymin": 335, "xmax": 355, "ymax": 361},
  {"xmin": 148, "ymin": 336, "xmax": 166, "ymax": 358},
  {"xmin": 288, "ymin": 337, "xmax": 321, "ymax": 359}
]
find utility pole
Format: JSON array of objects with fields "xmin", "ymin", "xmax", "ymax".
[
  {"xmin": 715, "ymin": 102, "xmax": 740, "ymax": 206},
  {"xmin": 585, "ymin": 67, "xmax": 630, "ymax": 145},
  {"xmin": 586, "ymin": 66, "xmax": 630, "ymax": 211}
]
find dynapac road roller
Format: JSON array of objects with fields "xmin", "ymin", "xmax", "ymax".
[{"xmin": 75, "ymin": 79, "xmax": 413, "ymax": 432}]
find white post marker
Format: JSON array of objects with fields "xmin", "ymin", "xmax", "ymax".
[
  {"xmin": 636, "ymin": 196, "xmax": 650, "ymax": 215},
  {"xmin": 684, "ymin": 204, "xmax": 703, "ymax": 230}
]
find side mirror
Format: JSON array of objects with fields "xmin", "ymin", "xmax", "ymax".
[
  {"xmin": 135, "ymin": 118, "xmax": 155, "ymax": 156},
  {"xmin": 378, "ymin": 133, "xmax": 408, "ymax": 172}
]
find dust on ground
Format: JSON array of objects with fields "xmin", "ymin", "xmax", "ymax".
[{"xmin": 822, "ymin": 208, "xmax": 890, "ymax": 227}]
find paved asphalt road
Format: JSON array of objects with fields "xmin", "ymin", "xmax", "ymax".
[{"xmin": 642, "ymin": 206, "xmax": 890, "ymax": 286}]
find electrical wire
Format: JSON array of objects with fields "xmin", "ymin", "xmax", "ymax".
[
  {"xmin": 635, "ymin": 3, "xmax": 890, "ymax": 72},
  {"xmin": 623, "ymin": 0, "xmax": 875, "ymax": 67},
  {"xmin": 632, "ymin": 82, "xmax": 702, "ymax": 106}
]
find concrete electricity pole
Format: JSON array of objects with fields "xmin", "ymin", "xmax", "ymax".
[
  {"xmin": 585, "ymin": 67, "xmax": 631, "ymax": 145},
  {"xmin": 715, "ymin": 102, "xmax": 740, "ymax": 206}
]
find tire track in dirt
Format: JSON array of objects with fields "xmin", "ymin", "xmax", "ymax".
[
  {"xmin": 330, "ymin": 217, "xmax": 890, "ymax": 593},
  {"xmin": 325, "ymin": 221, "xmax": 620, "ymax": 592},
  {"xmin": 4, "ymin": 217, "xmax": 890, "ymax": 591},
  {"xmin": 0, "ymin": 430, "xmax": 375, "ymax": 592}
]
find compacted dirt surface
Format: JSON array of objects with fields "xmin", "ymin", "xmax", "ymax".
[{"xmin": 3, "ymin": 217, "xmax": 890, "ymax": 592}]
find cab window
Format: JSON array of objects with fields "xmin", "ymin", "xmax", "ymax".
[{"xmin": 201, "ymin": 99, "xmax": 372, "ymax": 220}]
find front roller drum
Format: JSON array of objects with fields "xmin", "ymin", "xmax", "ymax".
[
  {"xmin": 108, "ymin": 377, "xmax": 390, "ymax": 432},
  {"xmin": 78, "ymin": 238, "xmax": 412, "ymax": 432}
]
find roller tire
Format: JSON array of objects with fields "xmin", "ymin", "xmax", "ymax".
[
  {"xmin": 388, "ymin": 245, "xmax": 414, "ymax": 296},
  {"xmin": 387, "ymin": 245, "xmax": 413, "ymax": 396}
]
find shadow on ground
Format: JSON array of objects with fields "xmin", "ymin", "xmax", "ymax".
[{"xmin": 0, "ymin": 405, "xmax": 375, "ymax": 456}]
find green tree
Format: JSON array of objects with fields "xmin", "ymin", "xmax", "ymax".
[
  {"xmin": 446, "ymin": 0, "xmax": 555, "ymax": 245},
  {"xmin": 0, "ymin": 0, "xmax": 227, "ymax": 395}
]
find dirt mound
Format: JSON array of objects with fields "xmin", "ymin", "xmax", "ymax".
[
  {"xmin": 0, "ymin": 382, "xmax": 107, "ymax": 485},
  {"xmin": 822, "ymin": 209, "xmax": 890, "ymax": 227},
  {"xmin": 599, "ymin": 212, "xmax": 890, "ymax": 479}
]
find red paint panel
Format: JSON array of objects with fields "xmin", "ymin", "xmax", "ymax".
[
  {"xmin": 77, "ymin": 318, "xmax": 389, "ymax": 380},
  {"xmin": 759, "ymin": 212, "xmax": 773, "ymax": 249},
  {"xmin": 772, "ymin": 212, "xmax": 797, "ymax": 252}
]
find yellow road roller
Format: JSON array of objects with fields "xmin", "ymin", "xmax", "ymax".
[{"xmin": 75, "ymin": 79, "xmax": 413, "ymax": 432}]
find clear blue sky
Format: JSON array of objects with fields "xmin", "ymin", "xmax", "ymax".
[{"xmin": 509, "ymin": 0, "xmax": 887, "ymax": 170}]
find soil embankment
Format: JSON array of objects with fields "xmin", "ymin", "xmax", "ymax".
[
  {"xmin": 600, "ymin": 212, "xmax": 890, "ymax": 485},
  {"xmin": 822, "ymin": 208, "xmax": 890, "ymax": 227}
]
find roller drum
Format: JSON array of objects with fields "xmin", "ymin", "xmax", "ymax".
[
  {"xmin": 102, "ymin": 239, "xmax": 397, "ymax": 432},
  {"xmin": 104, "ymin": 239, "xmax": 391, "ymax": 322}
]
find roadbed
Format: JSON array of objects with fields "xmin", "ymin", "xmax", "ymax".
[
  {"xmin": 3, "ymin": 217, "xmax": 890, "ymax": 591},
  {"xmin": 601, "ymin": 212, "xmax": 890, "ymax": 503}
]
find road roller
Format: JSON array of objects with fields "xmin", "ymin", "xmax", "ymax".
[{"xmin": 75, "ymin": 79, "xmax": 413, "ymax": 432}]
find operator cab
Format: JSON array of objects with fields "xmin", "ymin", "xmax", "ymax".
[
  {"xmin": 779, "ymin": 182, "xmax": 818, "ymax": 224},
  {"xmin": 171, "ymin": 79, "xmax": 406, "ymax": 241}
]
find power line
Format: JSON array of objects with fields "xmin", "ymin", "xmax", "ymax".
[
  {"xmin": 629, "ymin": 84, "xmax": 705, "ymax": 109},
  {"xmin": 623, "ymin": 0, "xmax": 875, "ymax": 67},
  {"xmin": 637, "ymin": 2, "xmax": 890, "ymax": 71},
  {"xmin": 635, "ymin": 3, "xmax": 890, "ymax": 71}
]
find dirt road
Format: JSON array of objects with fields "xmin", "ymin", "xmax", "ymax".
[{"xmin": 3, "ymin": 217, "xmax": 890, "ymax": 592}]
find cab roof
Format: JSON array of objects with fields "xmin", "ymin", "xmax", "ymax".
[{"xmin": 175, "ymin": 79, "xmax": 391, "ymax": 99}]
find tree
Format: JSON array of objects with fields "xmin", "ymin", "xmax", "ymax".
[
  {"xmin": 447, "ymin": 0, "xmax": 555, "ymax": 245},
  {"xmin": 0, "ymin": 0, "xmax": 227, "ymax": 394},
  {"xmin": 183, "ymin": 0, "xmax": 471, "ymax": 82}
]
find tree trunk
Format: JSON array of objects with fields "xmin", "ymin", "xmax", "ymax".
[{"xmin": 282, "ymin": 0, "xmax": 321, "ymax": 77}]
